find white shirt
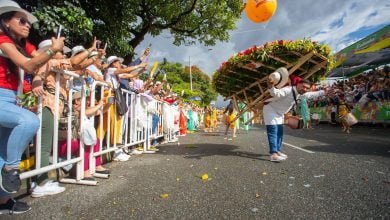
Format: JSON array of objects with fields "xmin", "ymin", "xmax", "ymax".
[
  {"xmin": 105, "ymin": 67, "xmax": 119, "ymax": 89},
  {"xmin": 86, "ymin": 64, "xmax": 103, "ymax": 86},
  {"xmin": 87, "ymin": 64, "xmax": 103, "ymax": 77},
  {"xmin": 263, "ymin": 86, "xmax": 325, "ymax": 125}
]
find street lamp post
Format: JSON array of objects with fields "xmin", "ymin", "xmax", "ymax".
[
  {"xmin": 189, "ymin": 49, "xmax": 212, "ymax": 92},
  {"xmin": 189, "ymin": 56, "xmax": 192, "ymax": 91}
]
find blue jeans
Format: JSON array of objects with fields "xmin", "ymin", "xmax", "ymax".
[
  {"xmin": 152, "ymin": 114, "xmax": 159, "ymax": 134},
  {"xmin": 0, "ymin": 88, "xmax": 39, "ymax": 196},
  {"xmin": 0, "ymin": 88, "xmax": 40, "ymax": 167},
  {"xmin": 266, "ymin": 125, "xmax": 283, "ymax": 154}
]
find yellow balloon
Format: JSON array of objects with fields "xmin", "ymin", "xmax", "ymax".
[{"xmin": 245, "ymin": 0, "xmax": 277, "ymax": 23}]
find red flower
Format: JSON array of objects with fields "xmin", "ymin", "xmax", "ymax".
[
  {"xmin": 243, "ymin": 49, "xmax": 252, "ymax": 55},
  {"xmin": 23, "ymin": 80, "xmax": 32, "ymax": 93},
  {"xmin": 278, "ymin": 40, "xmax": 285, "ymax": 45}
]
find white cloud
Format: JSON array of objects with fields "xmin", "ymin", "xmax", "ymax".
[{"xmin": 135, "ymin": 0, "xmax": 389, "ymax": 81}]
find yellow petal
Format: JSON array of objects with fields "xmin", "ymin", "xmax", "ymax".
[
  {"xmin": 201, "ymin": 174, "xmax": 209, "ymax": 180},
  {"xmin": 160, "ymin": 194, "xmax": 169, "ymax": 198}
]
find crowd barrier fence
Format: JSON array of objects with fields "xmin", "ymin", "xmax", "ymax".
[{"xmin": 18, "ymin": 68, "xmax": 179, "ymax": 186}]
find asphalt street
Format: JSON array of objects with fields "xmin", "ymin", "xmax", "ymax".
[{"xmin": 7, "ymin": 124, "xmax": 390, "ymax": 219}]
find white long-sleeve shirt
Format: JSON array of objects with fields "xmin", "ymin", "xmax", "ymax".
[{"xmin": 263, "ymin": 86, "xmax": 325, "ymax": 125}]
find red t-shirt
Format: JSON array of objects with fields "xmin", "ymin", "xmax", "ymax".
[{"xmin": 0, "ymin": 35, "xmax": 35, "ymax": 91}]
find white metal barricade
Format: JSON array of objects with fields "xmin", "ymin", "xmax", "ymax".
[
  {"xmin": 145, "ymin": 100, "xmax": 165, "ymax": 150},
  {"xmin": 20, "ymin": 68, "xmax": 96, "ymax": 185},
  {"xmin": 19, "ymin": 68, "xmax": 181, "ymax": 187},
  {"xmin": 163, "ymin": 103, "xmax": 179, "ymax": 143}
]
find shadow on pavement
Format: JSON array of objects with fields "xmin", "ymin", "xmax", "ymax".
[
  {"xmin": 160, "ymin": 143, "xmax": 270, "ymax": 161},
  {"xmin": 278, "ymin": 124, "xmax": 390, "ymax": 157},
  {"xmin": 303, "ymin": 143, "xmax": 390, "ymax": 157}
]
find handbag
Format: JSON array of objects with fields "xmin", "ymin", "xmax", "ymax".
[
  {"xmin": 287, "ymin": 87, "xmax": 304, "ymax": 129},
  {"xmin": 341, "ymin": 112, "xmax": 358, "ymax": 126},
  {"xmin": 111, "ymin": 78, "xmax": 128, "ymax": 116},
  {"xmin": 81, "ymin": 117, "xmax": 97, "ymax": 146},
  {"xmin": 287, "ymin": 115, "xmax": 304, "ymax": 129}
]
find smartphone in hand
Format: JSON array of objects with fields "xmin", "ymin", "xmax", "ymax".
[{"xmin": 56, "ymin": 25, "xmax": 62, "ymax": 39}]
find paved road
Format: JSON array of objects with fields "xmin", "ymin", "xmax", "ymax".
[{"xmin": 7, "ymin": 124, "xmax": 390, "ymax": 219}]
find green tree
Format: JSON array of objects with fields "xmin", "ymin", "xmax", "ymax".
[
  {"xmin": 155, "ymin": 62, "xmax": 217, "ymax": 106},
  {"xmin": 18, "ymin": 0, "xmax": 243, "ymax": 61},
  {"xmin": 17, "ymin": 1, "xmax": 94, "ymax": 47}
]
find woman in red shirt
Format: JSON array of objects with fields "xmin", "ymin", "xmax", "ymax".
[{"xmin": 0, "ymin": 0, "xmax": 64, "ymax": 214}]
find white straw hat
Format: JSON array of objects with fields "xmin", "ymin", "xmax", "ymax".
[
  {"xmin": 38, "ymin": 39, "xmax": 71, "ymax": 54},
  {"xmin": 107, "ymin": 55, "xmax": 124, "ymax": 67},
  {"xmin": 268, "ymin": 67, "xmax": 289, "ymax": 89},
  {"xmin": 0, "ymin": 0, "xmax": 37, "ymax": 24},
  {"xmin": 71, "ymin": 45, "xmax": 86, "ymax": 57},
  {"xmin": 37, "ymin": 39, "xmax": 52, "ymax": 52}
]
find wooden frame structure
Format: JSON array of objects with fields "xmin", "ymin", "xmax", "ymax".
[{"xmin": 216, "ymin": 50, "xmax": 330, "ymax": 123}]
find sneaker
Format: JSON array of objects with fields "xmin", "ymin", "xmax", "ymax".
[
  {"xmin": 0, "ymin": 167, "xmax": 21, "ymax": 193},
  {"xmin": 129, "ymin": 149, "xmax": 143, "ymax": 155},
  {"xmin": 277, "ymin": 152, "xmax": 288, "ymax": 159},
  {"xmin": 270, "ymin": 155, "xmax": 285, "ymax": 162},
  {"xmin": 113, "ymin": 153, "xmax": 129, "ymax": 162},
  {"xmin": 0, "ymin": 198, "xmax": 31, "ymax": 215},
  {"xmin": 31, "ymin": 182, "xmax": 65, "ymax": 198},
  {"xmin": 149, "ymin": 146, "xmax": 159, "ymax": 152}
]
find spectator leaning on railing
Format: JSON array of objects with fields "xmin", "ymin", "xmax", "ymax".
[
  {"xmin": 30, "ymin": 38, "xmax": 102, "ymax": 198},
  {"xmin": 0, "ymin": 0, "xmax": 64, "ymax": 214},
  {"xmin": 57, "ymin": 91, "xmax": 111, "ymax": 181}
]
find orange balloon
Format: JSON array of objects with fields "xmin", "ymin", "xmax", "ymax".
[{"xmin": 245, "ymin": 0, "xmax": 277, "ymax": 23}]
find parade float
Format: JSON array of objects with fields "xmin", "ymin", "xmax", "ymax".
[{"xmin": 212, "ymin": 39, "xmax": 335, "ymax": 122}]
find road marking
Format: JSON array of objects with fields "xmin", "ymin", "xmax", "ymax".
[{"xmin": 283, "ymin": 142, "xmax": 315, "ymax": 154}]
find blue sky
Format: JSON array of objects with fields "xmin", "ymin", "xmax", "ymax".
[{"xmin": 134, "ymin": 0, "xmax": 389, "ymax": 106}]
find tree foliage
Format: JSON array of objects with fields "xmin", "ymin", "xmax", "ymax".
[
  {"xmin": 17, "ymin": 0, "xmax": 243, "ymax": 61},
  {"xmin": 17, "ymin": 0, "xmax": 94, "ymax": 46},
  {"xmin": 151, "ymin": 62, "xmax": 217, "ymax": 106}
]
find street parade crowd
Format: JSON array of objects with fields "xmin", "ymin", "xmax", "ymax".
[{"xmin": 0, "ymin": 0, "xmax": 388, "ymax": 216}]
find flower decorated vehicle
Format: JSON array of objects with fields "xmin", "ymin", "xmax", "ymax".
[{"xmin": 212, "ymin": 39, "xmax": 335, "ymax": 121}]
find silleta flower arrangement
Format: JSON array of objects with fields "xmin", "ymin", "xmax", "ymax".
[{"xmin": 212, "ymin": 39, "xmax": 335, "ymax": 97}]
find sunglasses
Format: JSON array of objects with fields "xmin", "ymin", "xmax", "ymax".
[{"xmin": 15, "ymin": 17, "xmax": 31, "ymax": 27}]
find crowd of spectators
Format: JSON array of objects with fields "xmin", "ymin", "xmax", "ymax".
[
  {"xmin": 0, "ymin": 0, "xmax": 206, "ymax": 215},
  {"xmin": 309, "ymin": 66, "xmax": 389, "ymax": 108}
]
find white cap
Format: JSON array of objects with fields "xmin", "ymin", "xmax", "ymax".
[
  {"xmin": 37, "ymin": 39, "xmax": 52, "ymax": 52},
  {"xmin": 38, "ymin": 39, "xmax": 71, "ymax": 54},
  {"xmin": 107, "ymin": 55, "xmax": 124, "ymax": 67},
  {"xmin": 71, "ymin": 45, "xmax": 85, "ymax": 57},
  {"xmin": 0, "ymin": 0, "xmax": 37, "ymax": 24}
]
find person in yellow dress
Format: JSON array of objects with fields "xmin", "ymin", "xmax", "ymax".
[
  {"xmin": 223, "ymin": 100, "xmax": 237, "ymax": 140},
  {"xmin": 203, "ymin": 106, "xmax": 212, "ymax": 132},
  {"xmin": 338, "ymin": 97, "xmax": 351, "ymax": 133},
  {"xmin": 210, "ymin": 106, "xmax": 218, "ymax": 131}
]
